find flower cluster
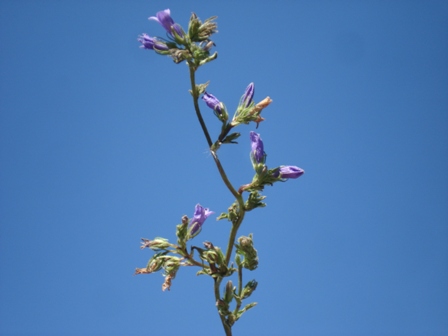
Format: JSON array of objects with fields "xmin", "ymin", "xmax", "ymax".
[
  {"xmin": 199, "ymin": 82, "xmax": 304, "ymax": 192},
  {"xmin": 232, "ymin": 130, "xmax": 304, "ymax": 199},
  {"xmin": 247, "ymin": 131, "xmax": 304, "ymax": 190},
  {"xmin": 138, "ymin": 9, "xmax": 218, "ymax": 66},
  {"xmin": 136, "ymin": 203, "xmax": 213, "ymax": 291},
  {"xmin": 201, "ymin": 82, "xmax": 274, "ymax": 149}
]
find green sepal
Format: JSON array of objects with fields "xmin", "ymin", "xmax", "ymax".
[
  {"xmin": 170, "ymin": 26, "xmax": 187, "ymax": 46},
  {"xmin": 196, "ymin": 268, "xmax": 210, "ymax": 276},
  {"xmin": 186, "ymin": 224, "xmax": 202, "ymax": 241},
  {"xmin": 221, "ymin": 132, "xmax": 241, "ymax": 144},
  {"xmin": 235, "ymin": 254, "xmax": 242, "ymax": 267},
  {"xmin": 196, "ymin": 81, "xmax": 210, "ymax": 95},
  {"xmin": 241, "ymin": 279, "xmax": 258, "ymax": 299},
  {"xmin": 160, "ymin": 255, "xmax": 181, "ymax": 275},
  {"xmin": 176, "ymin": 224, "xmax": 188, "ymax": 249},
  {"xmin": 187, "ymin": 13, "xmax": 201, "ymax": 41},
  {"xmin": 214, "ymin": 103, "xmax": 228, "ymax": 123},
  {"xmin": 217, "ymin": 212, "xmax": 229, "ymax": 221},
  {"xmin": 199, "ymin": 52, "xmax": 218, "ymax": 66},
  {"xmin": 244, "ymin": 191, "xmax": 267, "ymax": 211},
  {"xmin": 146, "ymin": 251, "xmax": 169, "ymax": 273},
  {"xmin": 235, "ymin": 302, "xmax": 257, "ymax": 321},
  {"xmin": 228, "ymin": 202, "xmax": 239, "ymax": 223}
]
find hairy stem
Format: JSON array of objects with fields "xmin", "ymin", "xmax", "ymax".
[
  {"xmin": 234, "ymin": 264, "xmax": 243, "ymax": 314},
  {"xmin": 188, "ymin": 64, "xmax": 246, "ymax": 335},
  {"xmin": 214, "ymin": 277, "xmax": 232, "ymax": 336}
]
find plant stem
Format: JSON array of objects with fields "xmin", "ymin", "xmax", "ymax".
[
  {"xmin": 189, "ymin": 66, "xmax": 213, "ymax": 148},
  {"xmin": 234, "ymin": 264, "xmax": 243, "ymax": 314},
  {"xmin": 214, "ymin": 277, "xmax": 232, "ymax": 336},
  {"xmin": 188, "ymin": 65, "xmax": 246, "ymax": 264},
  {"xmin": 188, "ymin": 64, "xmax": 246, "ymax": 336}
]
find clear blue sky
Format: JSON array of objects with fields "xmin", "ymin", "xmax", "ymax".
[{"xmin": 1, "ymin": 1, "xmax": 447, "ymax": 335}]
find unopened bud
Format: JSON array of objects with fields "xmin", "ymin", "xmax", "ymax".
[
  {"xmin": 241, "ymin": 279, "xmax": 258, "ymax": 299},
  {"xmin": 144, "ymin": 252, "xmax": 168, "ymax": 273},
  {"xmin": 140, "ymin": 237, "xmax": 171, "ymax": 251},
  {"xmin": 163, "ymin": 256, "xmax": 181, "ymax": 274},
  {"xmin": 224, "ymin": 280, "xmax": 234, "ymax": 303},
  {"xmin": 235, "ymin": 234, "xmax": 258, "ymax": 270}
]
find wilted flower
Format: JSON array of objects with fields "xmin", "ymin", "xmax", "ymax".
[
  {"xmin": 253, "ymin": 96, "xmax": 272, "ymax": 113},
  {"xmin": 202, "ymin": 92, "xmax": 222, "ymax": 114},
  {"xmin": 273, "ymin": 166, "xmax": 305, "ymax": 179},
  {"xmin": 190, "ymin": 204, "xmax": 214, "ymax": 235},
  {"xmin": 162, "ymin": 273, "xmax": 175, "ymax": 291},
  {"xmin": 149, "ymin": 9, "xmax": 184, "ymax": 37},
  {"xmin": 250, "ymin": 131, "xmax": 265, "ymax": 164},
  {"xmin": 134, "ymin": 268, "xmax": 151, "ymax": 275},
  {"xmin": 241, "ymin": 83, "xmax": 255, "ymax": 108},
  {"xmin": 138, "ymin": 33, "xmax": 169, "ymax": 50}
]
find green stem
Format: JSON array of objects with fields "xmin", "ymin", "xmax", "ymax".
[
  {"xmin": 233, "ymin": 264, "xmax": 243, "ymax": 314},
  {"xmin": 188, "ymin": 64, "xmax": 246, "ymax": 336},
  {"xmin": 214, "ymin": 277, "xmax": 232, "ymax": 336},
  {"xmin": 189, "ymin": 66, "xmax": 213, "ymax": 148},
  {"xmin": 187, "ymin": 64, "xmax": 246, "ymax": 266},
  {"xmin": 223, "ymin": 208, "xmax": 245, "ymax": 266},
  {"xmin": 210, "ymin": 151, "xmax": 241, "ymax": 202}
]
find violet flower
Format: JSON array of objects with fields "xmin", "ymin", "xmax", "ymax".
[
  {"xmin": 242, "ymin": 83, "xmax": 255, "ymax": 108},
  {"xmin": 189, "ymin": 204, "xmax": 214, "ymax": 235},
  {"xmin": 250, "ymin": 131, "xmax": 265, "ymax": 164},
  {"xmin": 137, "ymin": 33, "xmax": 168, "ymax": 50},
  {"xmin": 202, "ymin": 92, "xmax": 222, "ymax": 114},
  {"xmin": 273, "ymin": 166, "xmax": 305, "ymax": 179},
  {"xmin": 149, "ymin": 9, "xmax": 184, "ymax": 37}
]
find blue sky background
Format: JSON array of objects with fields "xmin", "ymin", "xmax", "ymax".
[{"xmin": 1, "ymin": 1, "xmax": 447, "ymax": 335}]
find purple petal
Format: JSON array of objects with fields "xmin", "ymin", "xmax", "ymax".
[
  {"xmin": 172, "ymin": 23, "xmax": 184, "ymax": 37},
  {"xmin": 202, "ymin": 92, "xmax": 222, "ymax": 114},
  {"xmin": 250, "ymin": 131, "xmax": 265, "ymax": 163},
  {"xmin": 190, "ymin": 204, "xmax": 214, "ymax": 235},
  {"xmin": 242, "ymin": 83, "xmax": 255, "ymax": 108},
  {"xmin": 149, "ymin": 9, "xmax": 174, "ymax": 33},
  {"xmin": 138, "ymin": 33, "xmax": 155, "ymax": 50},
  {"xmin": 276, "ymin": 166, "xmax": 305, "ymax": 179},
  {"xmin": 149, "ymin": 9, "xmax": 183, "ymax": 37}
]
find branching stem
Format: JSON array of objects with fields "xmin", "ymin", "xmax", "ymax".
[{"xmin": 189, "ymin": 65, "xmax": 247, "ymax": 336}]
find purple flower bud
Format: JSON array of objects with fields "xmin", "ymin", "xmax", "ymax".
[
  {"xmin": 137, "ymin": 33, "xmax": 168, "ymax": 50},
  {"xmin": 149, "ymin": 9, "xmax": 184, "ymax": 37},
  {"xmin": 273, "ymin": 166, "xmax": 305, "ymax": 179},
  {"xmin": 250, "ymin": 131, "xmax": 265, "ymax": 164},
  {"xmin": 242, "ymin": 83, "xmax": 255, "ymax": 108},
  {"xmin": 189, "ymin": 204, "xmax": 214, "ymax": 235},
  {"xmin": 202, "ymin": 92, "xmax": 222, "ymax": 114},
  {"xmin": 171, "ymin": 24, "xmax": 184, "ymax": 38},
  {"xmin": 138, "ymin": 33, "xmax": 156, "ymax": 49}
]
